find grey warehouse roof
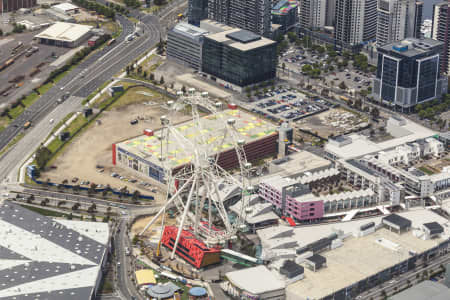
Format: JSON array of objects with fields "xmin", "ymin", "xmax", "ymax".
[
  {"xmin": 382, "ymin": 214, "xmax": 412, "ymax": 230},
  {"xmin": 280, "ymin": 260, "xmax": 304, "ymax": 278},
  {"xmin": 306, "ymin": 254, "xmax": 327, "ymax": 266},
  {"xmin": 0, "ymin": 201, "xmax": 109, "ymax": 299},
  {"xmin": 226, "ymin": 30, "xmax": 261, "ymax": 43},
  {"xmin": 423, "ymin": 222, "xmax": 444, "ymax": 235}
]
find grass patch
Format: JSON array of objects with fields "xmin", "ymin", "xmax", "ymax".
[
  {"xmin": 129, "ymin": 16, "xmax": 139, "ymax": 23},
  {"xmin": 47, "ymin": 114, "xmax": 88, "ymax": 153},
  {"xmin": 8, "ymin": 105, "xmax": 25, "ymax": 119},
  {"xmin": 22, "ymin": 92, "xmax": 39, "ymax": 106},
  {"xmin": 107, "ymin": 86, "xmax": 163, "ymax": 110},
  {"xmin": 19, "ymin": 204, "xmax": 77, "ymax": 219},
  {"xmin": 99, "ymin": 278, "xmax": 114, "ymax": 294},
  {"xmin": 82, "ymin": 79, "xmax": 114, "ymax": 105},
  {"xmin": 419, "ymin": 166, "xmax": 436, "ymax": 175},
  {"xmin": 37, "ymin": 82, "xmax": 53, "ymax": 95}
]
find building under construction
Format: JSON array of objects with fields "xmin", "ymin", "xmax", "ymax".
[{"xmin": 0, "ymin": 0, "xmax": 36, "ymax": 13}]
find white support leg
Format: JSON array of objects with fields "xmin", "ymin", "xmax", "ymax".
[
  {"xmin": 139, "ymin": 175, "xmax": 194, "ymax": 236},
  {"xmin": 171, "ymin": 176, "xmax": 197, "ymax": 259}
]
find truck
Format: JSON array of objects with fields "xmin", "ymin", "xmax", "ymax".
[{"xmin": 340, "ymin": 96, "xmax": 350, "ymax": 102}]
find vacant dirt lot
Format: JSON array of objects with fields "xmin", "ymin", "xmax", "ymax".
[
  {"xmin": 131, "ymin": 213, "xmax": 178, "ymax": 238},
  {"xmin": 40, "ymin": 86, "xmax": 191, "ymax": 203},
  {"xmin": 298, "ymin": 108, "xmax": 367, "ymax": 138}
]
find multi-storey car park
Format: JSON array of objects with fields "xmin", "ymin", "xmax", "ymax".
[{"xmin": 113, "ymin": 108, "xmax": 279, "ymax": 183}]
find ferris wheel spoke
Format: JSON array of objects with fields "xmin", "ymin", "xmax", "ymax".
[
  {"xmin": 171, "ymin": 174, "xmax": 197, "ymax": 259},
  {"xmin": 139, "ymin": 174, "xmax": 194, "ymax": 236}
]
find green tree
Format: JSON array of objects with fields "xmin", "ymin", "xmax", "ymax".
[
  {"xmin": 287, "ymin": 32, "xmax": 298, "ymax": 43},
  {"xmin": 302, "ymin": 64, "xmax": 312, "ymax": 74},
  {"xmin": 338, "ymin": 81, "xmax": 347, "ymax": 90},
  {"xmin": 415, "ymin": 103, "xmax": 423, "ymax": 113},
  {"xmin": 35, "ymin": 146, "xmax": 52, "ymax": 170},
  {"xmin": 371, "ymin": 107, "xmax": 380, "ymax": 119},
  {"xmin": 132, "ymin": 190, "xmax": 141, "ymax": 203},
  {"xmin": 310, "ymin": 68, "xmax": 321, "ymax": 78},
  {"xmin": 425, "ymin": 107, "xmax": 435, "ymax": 120},
  {"xmin": 160, "ymin": 76, "xmax": 165, "ymax": 84},
  {"xmin": 149, "ymin": 73, "xmax": 155, "ymax": 81}
]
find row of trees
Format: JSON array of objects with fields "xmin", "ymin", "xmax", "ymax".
[
  {"xmin": 45, "ymin": 34, "xmax": 111, "ymax": 84},
  {"xmin": 416, "ymin": 96, "xmax": 450, "ymax": 118},
  {"xmin": 104, "ymin": 1, "xmax": 130, "ymax": 14},
  {"xmin": 12, "ymin": 23, "xmax": 26, "ymax": 34},
  {"xmin": 123, "ymin": 0, "xmax": 141, "ymax": 8},
  {"xmin": 72, "ymin": 0, "xmax": 115, "ymax": 19},
  {"xmin": 126, "ymin": 63, "xmax": 166, "ymax": 86}
]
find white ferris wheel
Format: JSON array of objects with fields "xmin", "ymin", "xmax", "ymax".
[{"xmin": 140, "ymin": 88, "xmax": 253, "ymax": 259}]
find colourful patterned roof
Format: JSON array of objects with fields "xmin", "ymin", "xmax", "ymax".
[
  {"xmin": 116, "ymin": 109, "xmax": 278, "ymax": 169},
  {"xmin": 272, "ymin": 0, "xmax": 298, "ymax": 15}
]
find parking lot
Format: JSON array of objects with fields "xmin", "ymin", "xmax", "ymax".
[
  {"xmin": 281, "ymin": 47, "xmax": 374, "ymax": 93},
  {"xmin": 248, "ymin": 87, "xmax": 333, "ymax": 122}
]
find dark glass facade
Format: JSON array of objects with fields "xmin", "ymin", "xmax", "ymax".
[
  {"xmin": 379, "ymin": 56, "xmax": 398, "ymax": 103},
  {"xmin": 202, "ymin": 36, "xmax": 277, "ymax": 87},
  {"xmin": 188, "ymin": 0, "xmax": 208, "ymax": 26},
  {"xmin": 374, "ymin": 38, "xmax": 445, "ymax": 108},
  {"xmin": 417, "ymin": 56, "xmax": 439, "ymax": 102}
]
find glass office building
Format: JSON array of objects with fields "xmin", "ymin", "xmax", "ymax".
[
  {"xmin": 373, "ymin": 38, "xmax": 447, "ymax": 110},
  {"xmin": 202, "ymin": 29, "xmax": 277, "ymax": 89},
  {"xmin": 188, "ymin": 0, "xmax": 208, "ymax": 26}
]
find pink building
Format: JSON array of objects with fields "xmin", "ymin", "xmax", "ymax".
[{"xmin": 259, "ymin": 175, "xmax": 324, "ymax": 221}]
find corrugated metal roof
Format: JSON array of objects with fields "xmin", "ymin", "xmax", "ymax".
[{"xmin": 35, "ymin": 22, "xmax": 92, "ymax": 42}]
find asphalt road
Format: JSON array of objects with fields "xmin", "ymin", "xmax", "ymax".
[
  {"xmin": 0, "ymin": 15, "xmax": 161, "ymax": 184},
  {"xmin": 20, "ymin": 188, "xmax": 144, "ymax": 209}
]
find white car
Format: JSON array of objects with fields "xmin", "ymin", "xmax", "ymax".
[{"xmin": 49, "ymin": 119, "xmax": 54, "ymax": 124}]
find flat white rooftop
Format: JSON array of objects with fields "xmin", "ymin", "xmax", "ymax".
[
  {"xmin": 226, "ymin": 265, "xmax": 285, "ymax": 294},
  {"xmin": 35, "ymin": 22, "xmax": 92, "ymax": 42},
  {"xmin": 53, "ymin": 2, "xmax": 79, "ymax": 11},
  {"xmin": 325, "ymin": 118, "xmax": 436, "ymax": 160},
  {"xmin": 258, "ymin": 209, "xmax": 450, "ymax": 300}
]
